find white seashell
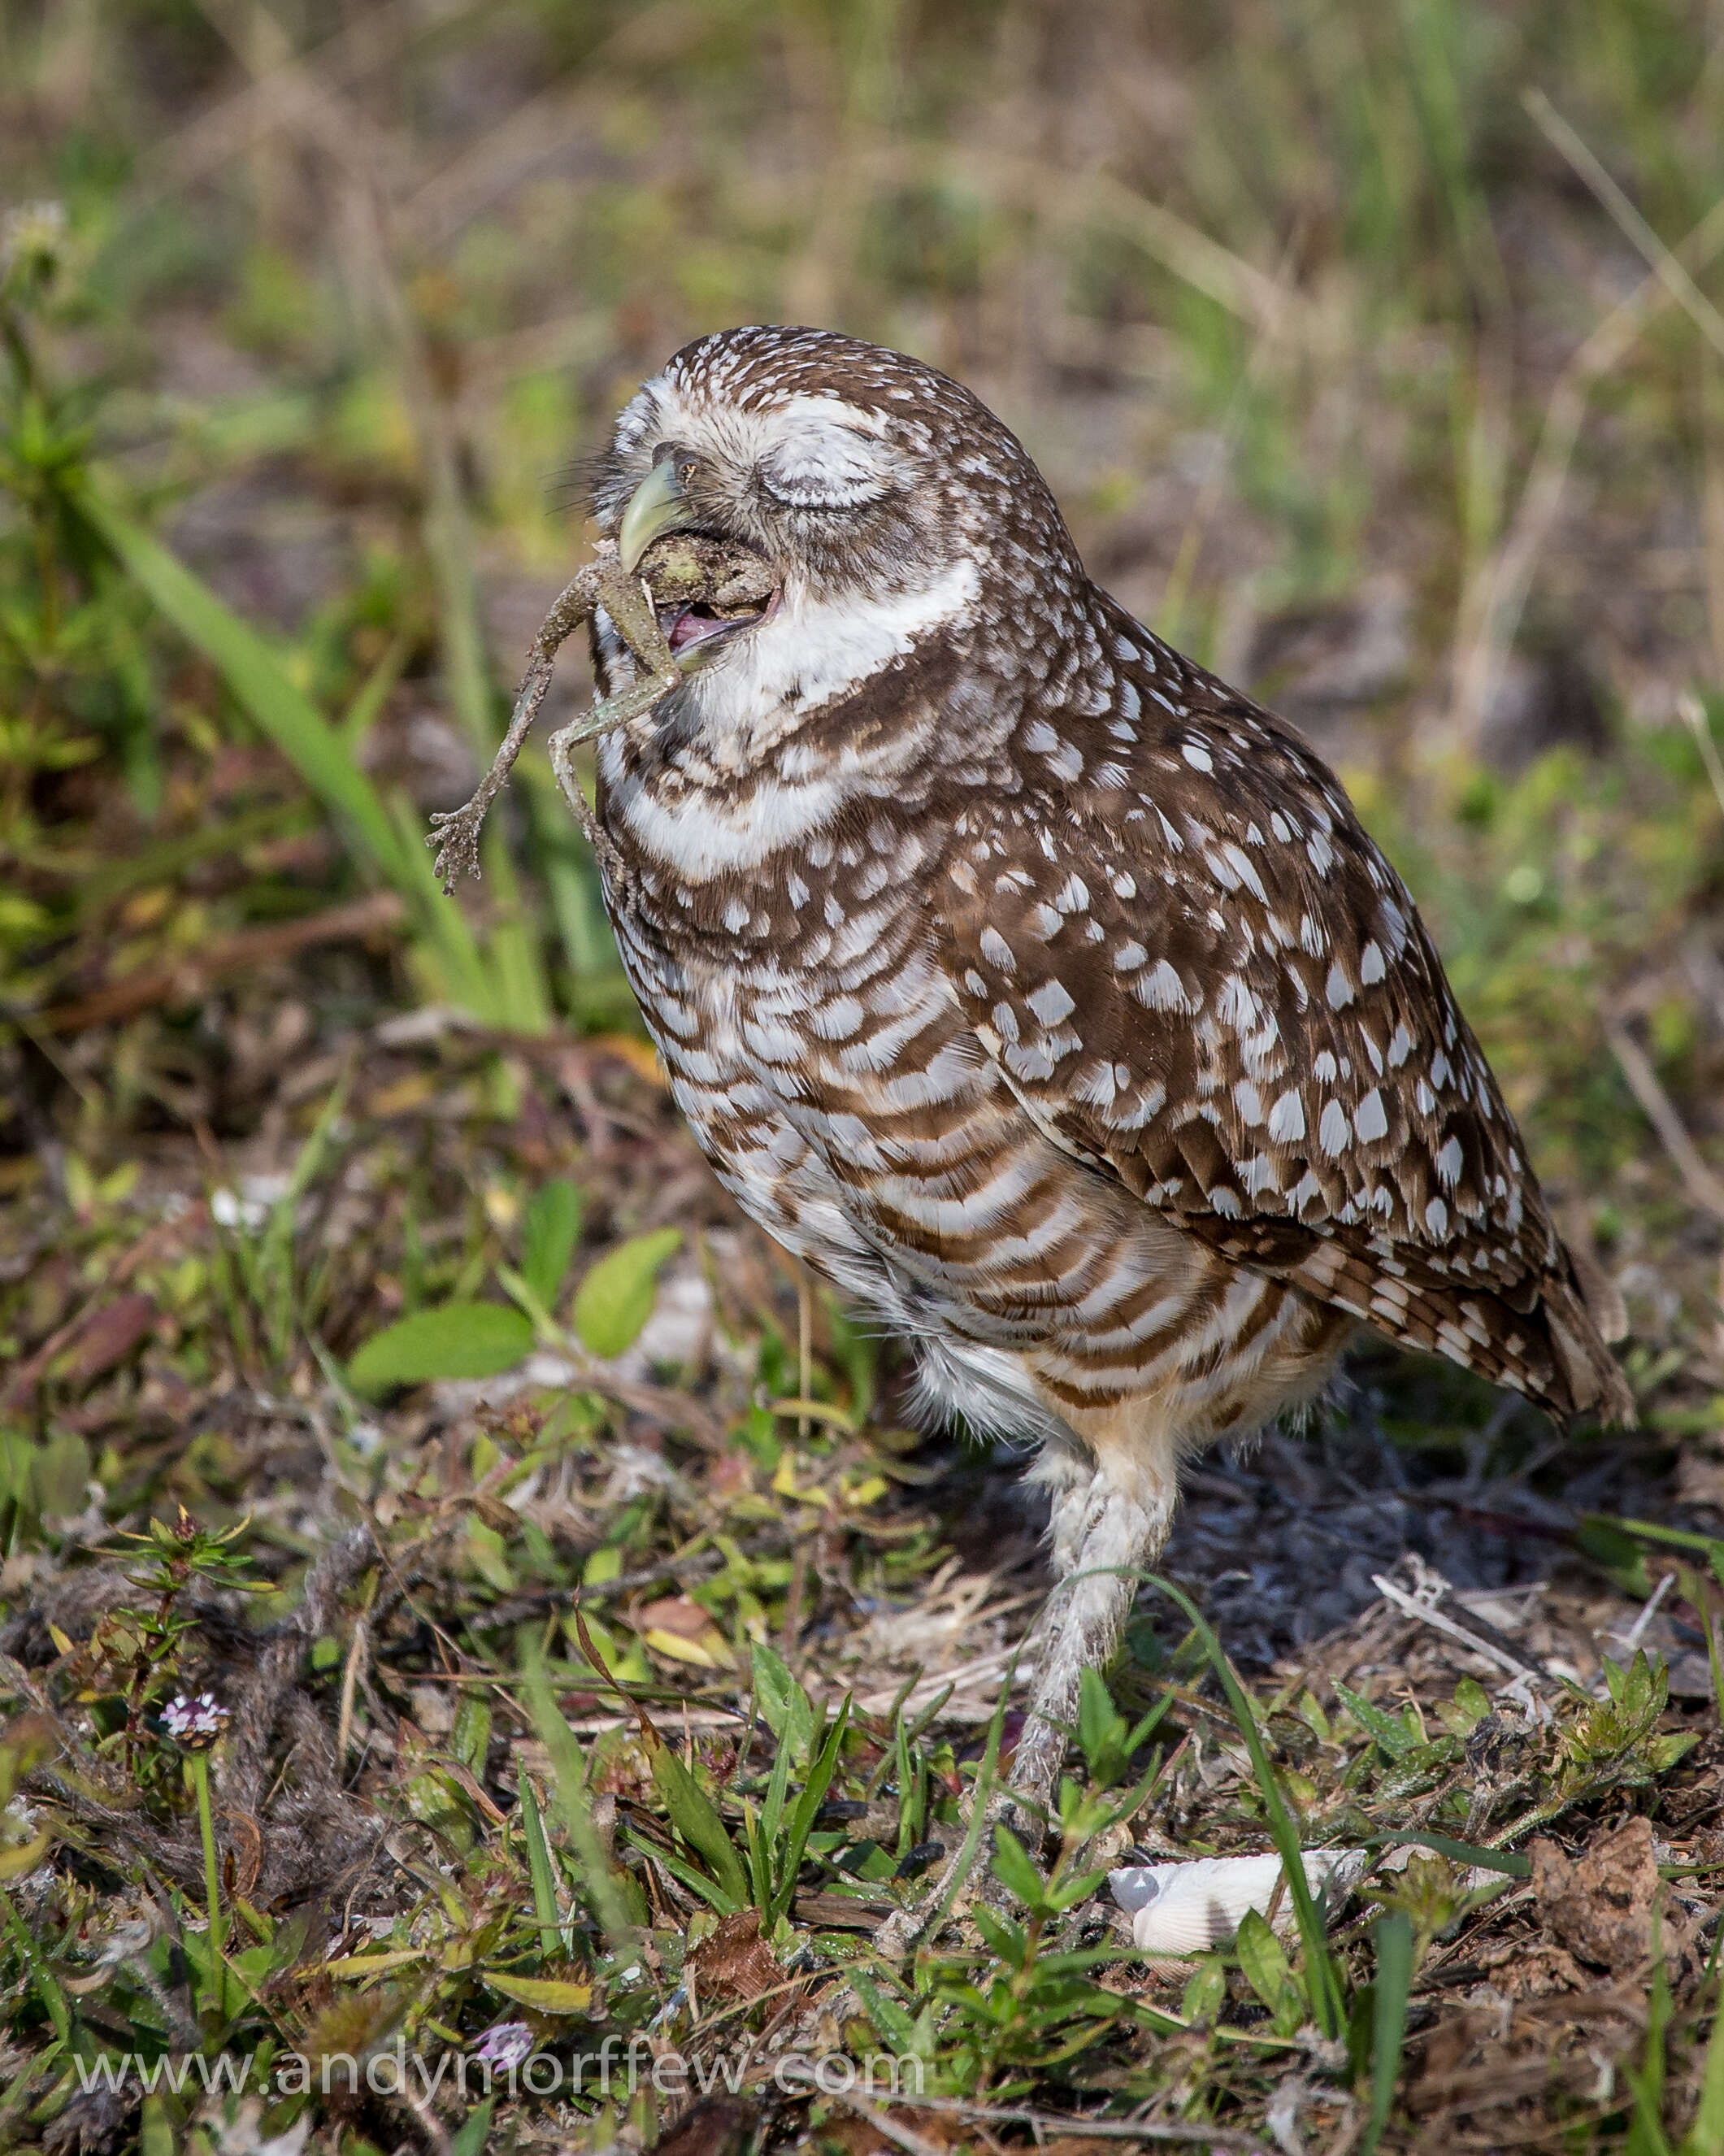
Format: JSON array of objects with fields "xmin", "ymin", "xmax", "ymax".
[{"xmin": 1109, "ymin": 1848, "xmax": 1369, "ymax": 1954}]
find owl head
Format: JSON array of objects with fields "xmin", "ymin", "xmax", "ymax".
[{"xmin": 590, "ymin": 326, "xmax": 1088, "ymax": 733}]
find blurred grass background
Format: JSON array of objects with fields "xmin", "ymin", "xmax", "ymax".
[{"xmin": 1, "ymin": 0, "xmax": 1722, "ymax": 1387}]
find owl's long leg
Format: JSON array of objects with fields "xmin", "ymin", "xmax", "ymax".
[
  {"xmin": 874, "ymin": 1450, "xmax": 1174, "ymax": 1958},
  {"xmin": 1005, "ymin": 1451, "xmax": 1175, "ymax": 1838}
]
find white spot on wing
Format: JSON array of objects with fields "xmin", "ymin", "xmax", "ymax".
[
  {"xmin": 1267, "ymin": 1090, "xmax": 1305, "ymax": 1143},
  {"xmin": 1354, "ymin": 1089, "xmax": 1388, "ymax": 1142}
]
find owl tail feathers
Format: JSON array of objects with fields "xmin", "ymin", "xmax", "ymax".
[{"xmin": 1543, "ymin": 1258, "xmax": 1636, "ymax": 1429}]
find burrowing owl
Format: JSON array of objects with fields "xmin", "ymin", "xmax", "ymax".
[{"xmin": 585, "ymin": 325, "xmax": 1631, "ymax": 1820}]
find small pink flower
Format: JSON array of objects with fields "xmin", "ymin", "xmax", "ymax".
[
  {"xmin": 162, "ymin": 1693, "xmax": 229, "ymax": 1748},
  {"xmin": 474, "ymin": 2022, "xmax": 533, "ymax": 2072}
]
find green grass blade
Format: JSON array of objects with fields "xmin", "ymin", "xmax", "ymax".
[
  {"xmin": 519, "ymin": 1635, "xmax": 635, "ymax": 1947},
  {"xmin": 633, "ymin": 1830, "xmax": 746, "ymax": 1916},
  {"xmin": 649, "ymin": 1745, "xmax": 749, "ymax": 1910},
  {"xmin": 80, "ymin": 486, "xmax": 411, "ymax": 885},
  {"xmin": 758, "ymin": 1723, "xmax": 796, "ymax": 1876},
  {"xmin": 517, "ymin": 1773, "xmax": 563, "ymax": 1961},
  {"xmin": 772, "ymin": 1698, "xmax": 849, "ymax": 1923},
  {"xmin": 1149, "ymin": 1571, "xmax": 1348, "ymax": 2038},
  {"xmin": 1678, "ymin": 1969, "xmax": 1724, "ymax": 2154},
  {"xmin": 1365, "ymin": 1829, "xmax": 1530, "ymax": 1878},
  {"xmin": 1363, "ymin": 1910, "xmax": 1413, "ymax": 2154},
  {"xmin": 1629, "ymin": 1924, "xmax": 1676, "ymax": 2156},
  {"xmin": 78, "ymin": 482, "xmax": 502, "ymax": 1022}
]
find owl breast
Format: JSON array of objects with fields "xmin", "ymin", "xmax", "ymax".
[{"xmin": 597, "ymin": 759, "xmax": 1348, "ymax": 1460}]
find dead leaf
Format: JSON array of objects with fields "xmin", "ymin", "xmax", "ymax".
[
  {"xmin": 645, "ymin": 2097, "xmax": 757, "ymax": 2156},
  {"xmin": 1531, "ymin": 1815, "xmax": 1662, "ymax": 1971},
  {"xmin": 63, "ymin": 1294, "xmax": 158, "ymax": 1387},
  {"xmin": 633, "ymin": 1596, "xmax": 716, "ymax": 1641},
  {"xmin": 688, "ymin": 1907, "xmax": 780, "ymax": 2004},
  {"xmin": 632, "ymin": 1595, "xmax": 738, "ymax": 1669},
  {"xmin": 1478, "ymin": 1934, "xmax": 1585, "ymax": 1996}
]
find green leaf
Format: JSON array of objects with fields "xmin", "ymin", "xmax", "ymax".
[
  {"xmin": 450, "ymin": 2099, "xmax": 493, "ymax": 2156},
  {"xmin": 1077, "ymin": 1665, "xmax": 1131, "ymax": 1785},
  {"xmin": 452, "ymin": 1695, "xmax": 492, "ymax": 1777},
  {"xmin": 750, "ymin": 1639, "xmax": 818, "ymax": 1763},
  {"xmin": 518, "ymin": 1774, "xmax": 563, "ymax": 1959},
  {"xmin": 37, "ymin": 1429, "xmax": 90, "ymax": 1515},
  {"xmin": 989, "ymin": 1823, "xmax": 1049, "ymax": 1912},
  {"xmin": 139, "ymin": 2097, "xmax": 175, "ymax": 2156},
  {"xmin": 1332, "ymin": 1679, "xmax": 1419, "ymax": 1759},
  {"xmin": 849, "ymin": 1968, "xmax": 918, "ymax": 2054},
  {"xmin": 522, "ymin": 1180, "xmax": 583, "ymax": 1308},
  {"xmin": 487, "ymin": 1971, "xmax": 594, "ymax": 2014},
  {"xmin": 1235, "ymin": 1906, "xmax": 1292, "ymax": 2012},
  {"xmin": 1180, "ymin": 1956, "xmax": 1227, "ymax": 2027},
  {"xmin": 650, "ymin": 1746, "xmax": 748, "ymax": 1910},
  {"xmin": 572, "ymin": 1229, "xmax": 682, "ymax": 1358},
  {"xmin": 772, "ymin": 1699, "xmax": 850, "ymax": 1924},
  {"xmin": 348, "ymin": 1303, "xmax": 534, "ymax": 1395}
]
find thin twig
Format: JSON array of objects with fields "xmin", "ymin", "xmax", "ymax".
[
  {"xmin": 1452, "ymin": 189, "xmax": 1724, "ymax": 743},
  {"xmin": 1370, "ymin": 1573, "xmax": 1547, "ymax": 1685},
  {"xmin": 336, "ymin": 1608, "xmax": 369, "ymax": 1775},
  {"xmin": 830, "ymin": 2094, "xmax": 949, "ymax": 2156},
  {"xmin": 1525, "ymin": 89, "xmax": 1724, "ymax": 364},
  {"xmin": 33, "ymin": 893, "xmax": 404, "ymax": 1035},
  {"xmin": 1681, "ymin": 691, "xmax": 1724, "ymax": 825},
  {"xmin": 1605, "ymin": 1022, "xmax": 1724, "ymax": 1224},
  {"xmin": 889, "ymin": 2093, "xmax": 1270, "ymax": 2153}
]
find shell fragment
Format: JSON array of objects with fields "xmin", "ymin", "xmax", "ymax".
[{"xmin": 1108, "ymin": 1848, "xmax": 1370, "ymax": 1954}]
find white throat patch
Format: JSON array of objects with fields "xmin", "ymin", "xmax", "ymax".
[
  {"xmin": 601, "ymin": 554, "xmax": 977, "ymax": 880},
  {"xmin": 685, "ymin": 554, "xmax": 977, "ymax": 756}
]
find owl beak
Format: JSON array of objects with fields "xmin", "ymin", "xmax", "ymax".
[{"xmin": 618, "ymin": 456, "xmax": 691, "ymax": 573}]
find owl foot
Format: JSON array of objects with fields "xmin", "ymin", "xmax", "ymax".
[{"xmin": 875, "ymin": 1467, "xmax": 1172, "ymax": 1959}]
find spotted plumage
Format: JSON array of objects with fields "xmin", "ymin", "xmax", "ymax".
[{"xmin": 584, "ymin": 324, "xmax": 1630, "ymax": 1832}]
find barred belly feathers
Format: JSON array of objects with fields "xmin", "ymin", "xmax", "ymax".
[{"xmin": 586, "ymin": 325, "xmax": 1631, "ymax": 1828}]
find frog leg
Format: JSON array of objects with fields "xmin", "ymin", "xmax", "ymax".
[{"xmin": 427, "ymin": 551, "xmax": 683, "ymax": 892}]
